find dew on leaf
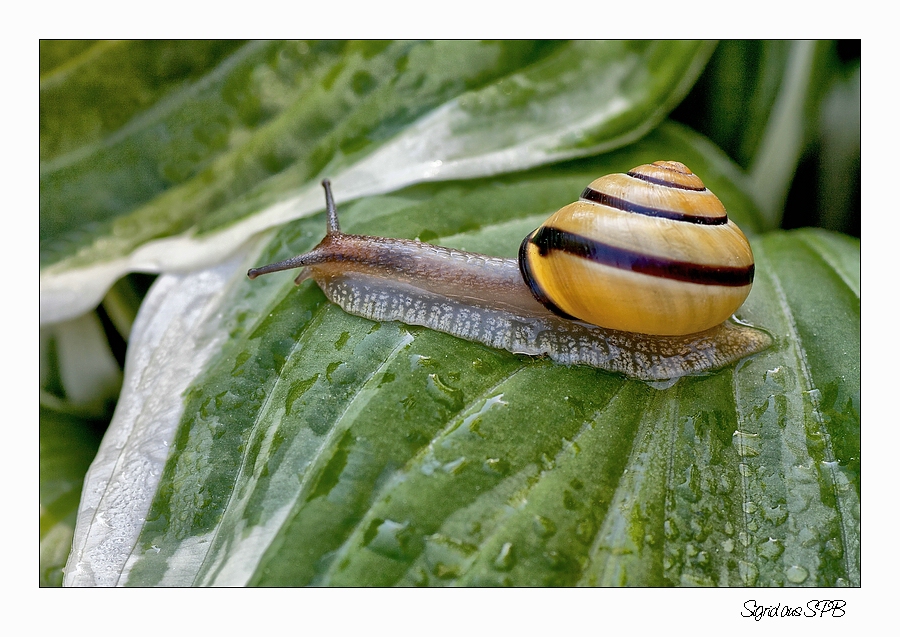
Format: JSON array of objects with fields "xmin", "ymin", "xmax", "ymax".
[
  {"xmin": 732, "ymin": 430, "xmax": 761, "ymax": 457},
  {"xmin": 483, "ymin": 457, "xmax": 510, "ymax": 476},
  {"xmin": 664, "ymin": 518, "xmax": 679, "ymax": 540},
  {"xmin": 426, "ymin": 373, "xmax": 464, "ymax": 410},
  {"xmin": 432, "ymin": 563, "xmax": 460, "ymax": 580},
  {"xmin": 533, "ymin": 515, "xmax": 556, "ymax": 538},
  {"xmin": 785, "ymin": 565, "xmax": 809, "ymax": 584},
  {"xmin": 758, "ymin": 538, "xmax": 784, "ymax": 560},
  {"xmin": 739, "ymin": 560, "xmax": 759, "ymax": 586},
  {"xmin": 443, "ymin": 456, "xmax": 467, "ymax": 474},
  {"xmin": 409, "ymin": 354, "xmax": 434, "ymax": 370},
  {"xmin": 363, "ymin": 518, "xmax": 414, "ymax": 560},
  {"xmin": 492, "ymin": 542, "xmax": 515, "ymax": 572}
]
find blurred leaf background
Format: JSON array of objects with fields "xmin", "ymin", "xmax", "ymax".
[{"xmin": 40, "ymin": 40, "xmax": 859, "ymax": 587}]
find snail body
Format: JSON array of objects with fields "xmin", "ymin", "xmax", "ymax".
[{"xmin": 248, "ymin": 162, "xmax": 771, "ymax": 381}]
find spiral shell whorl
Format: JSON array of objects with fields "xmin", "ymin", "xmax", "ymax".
[{"xmin": 519, "ymin": 161, "xmax": 755, "ymax": 336}]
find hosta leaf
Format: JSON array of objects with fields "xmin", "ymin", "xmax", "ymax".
[
  {"xmin": 41, "ymin": 39, "xmax": 714, "ymax": 324},
  {"xmin": 40, "ymin": 407, "xmax": 103, "ymax": 587},
  {"xmin": 64, "ymin": 124, "xmax": 859, "ymax": 586}
]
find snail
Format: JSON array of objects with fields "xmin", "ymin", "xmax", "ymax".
[{"xmin": 248, "ymin": 161, "xmax": 771, "ymax": 381}]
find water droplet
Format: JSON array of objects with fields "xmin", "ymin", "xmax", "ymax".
[
  {"xmin": 739, "ymin": 561, "xmax": 759, "ymax": 586},
  {"xmin": 409, "ymin": 567, "xmax": 429, "ymax": 587},
  {"xmin": 786, "ymin": 565, "xmax": 809, "ymax": 584},
  {"xmin": 664, "ymin": 519, "xmax": 679, "ymax": 540},
  {"xmin": 804, "ymin": 388, "xmax": 822, "ymax": 404},
  {"xmin": 743, "ymin": 501, "xmax": 758, "ymax": 514},
  {"xmin": 647, "ymin": 377, "xmax": 680, "ymax": 390},
  {"xmin": 680, "ymin": 573, "xmax": 714, "ymax": 586},
  {"xmin": 493, "ymin": 542, "xmax": 515, "ymax": 571},
  {"xmin": 424, "ymin": 533, "xmax": 477, "ymax": 580},
  {"xmin": 572, "ymin": 517, "xmax": 593, "ymax": 543},
  {"xmin": 426, "ymin": 373, "xmax": 464, "ymax": 410},
  {"xmin": 758, "ymin": 538, "xmax": 784, "ymax": 560},
  {"xmin": 363, "ymin": 518, "xmax": 413, "ymax": 559},
  {"xmin": 763, "ymin": 505, "xmax": 789, "ymax": 526},
  {"xmin": 483, "ymin": 457, "xmax": 510, "ymax": 476},
  {"xmin": 722, "ymin": 539, "xmax": 734, "ymax": 553},
  {"xmin": 676, "ymin": 465, "xmax": 701, "ymax": 502},
  {"xmin": 717, "ymin": 474, "xmax": 733, "ymax": 494},
  {"xmin": 420, "ymin": 458, "xmax": 441, "ymax": 476},
  {"xmin": 825, "ymin": 537, "xmax": 844, "ymax": 558},
  {"xmin": 797, "ymin": 526, "xmax": 819, "ymax": 547},
  {"xmin": 690, "ymin": 518, "xmax": 704, "ymax": 539},
  {"xmin": 533, "ymin": 515, "xmax": 556, "ymax": 538},
  {"xmin": 540, "ymin": 453, "xmax": 554, "ymax": 471},
  {"xmin": 543, "ymin": 549, "xmax": 573, "ymax": 572},
  {"xmin": 432, "ymin": 563, "xmax": 460, "ymax": 579},
  {"xmin": 732, "ymin": 430, "xmax": 761, "ymax": 457},
  {"xmin": 443, "ymin": 456, "xmax": 466, "ymax": 474},
  {"xmin": 462, "ymin": 394, "xmax": 507, "ymax": 436},
  {"xmin": 764, "ymin": 366, "xmax": 784, "ymax": 385},
  {"xmin": 409, "ymin": 354, "xmax": 434, "ymax": 370}
]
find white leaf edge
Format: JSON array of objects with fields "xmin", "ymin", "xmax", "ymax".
[
  {"xmin": 63, "ymin": 244, "xmax": 260, "ymax": 586},
  {"xmin": 41, "ymin": 45, "xmax": 710, "ymax": 325}
]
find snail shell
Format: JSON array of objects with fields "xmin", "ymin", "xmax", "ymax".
[
  {"xmin": 248, "ymin": 162, "xmax": 771, "ymax": 381},
  {"xmin": 519, "ymin": 161, "xmax": 755, "ymax": 335}
]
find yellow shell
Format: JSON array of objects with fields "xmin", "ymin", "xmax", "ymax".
[{"xmin": 519, "ymin": 161, "xmax": 755, "ymax": 336}]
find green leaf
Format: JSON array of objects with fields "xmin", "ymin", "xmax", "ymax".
[
  {"xmin": 40, "ymin": 407, "xmax": 103, "ymax": 587},
  {"xmin": 677, "ymin": 40, "xmax": 859, "ymax": 233},
  {"xmin": 41, "ymin": 40, "xmax": 713, "ymax": 324},
  {"xmin": 49, "ymin": 40, "xmax": 858, "ymax": 588},
  {"xmin": 64, "ymin": 123, "xmax": 858, "ymax": 586}
]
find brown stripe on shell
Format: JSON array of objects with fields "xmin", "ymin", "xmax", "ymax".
[
  {"xmin": 626, "ymin": 160, "xmax": 707, "ymax": 191},
  {"xmin": 529, "ymin": 226, "xmax": 754, "ymax": 287},
  {"xmin": 580, "ymin": 187, "xmax": 729, "ymax": 225},
  {"xmin": 518, "ymin": 231, "xmax": 578, "ymax": 319}
]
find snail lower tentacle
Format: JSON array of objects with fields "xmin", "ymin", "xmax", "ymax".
[{"xmin": 248, "ymin": 167, "xmax": 772, "ymax": 381}]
